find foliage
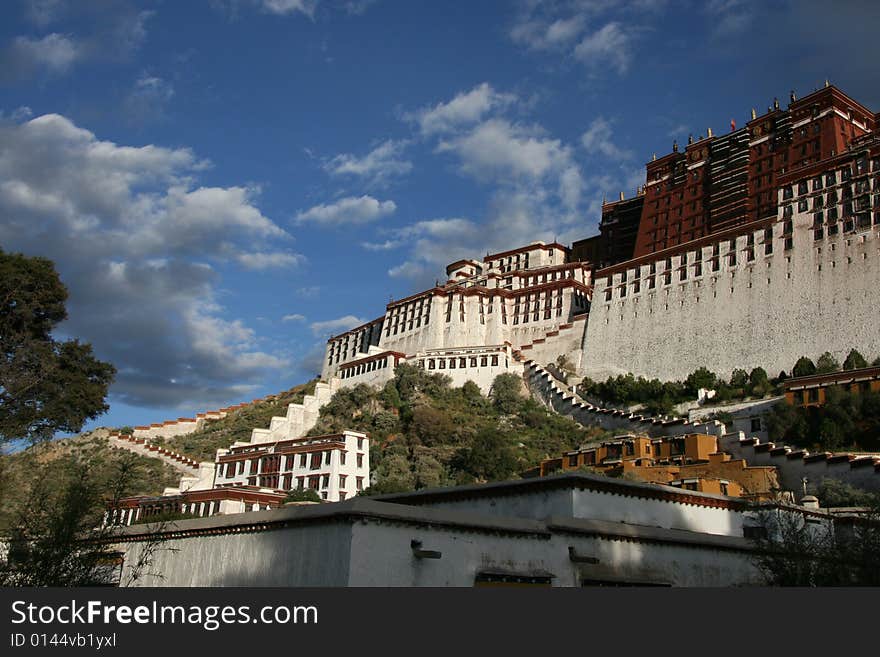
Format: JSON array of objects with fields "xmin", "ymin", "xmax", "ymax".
[
  {"xmin": 765, "ymin": 387, "xmax": 880, "ymax": 452},
  {"xmin": 684, "ymin": 367, "xmax": 718, "ymax": 395},
  {"xmin": 843, "ymin": 349, "xmax": 869, "ymax": 371},
  {"xmin": 750, "ymin": 505, "xmax": 880, "ymax": 586},
  {"xmin": 490, "ymin": 372, "xmax": 524, "ymax": 414},
  {"xmin": 283, "ymin": 488, "xmax": 321, "ymax": 503},
  {"xmin": 0, "ymin": 249, "xmax": 115, "ymax": 444},
  {"xmin": 792, "ymin": 356, "xmax": 817, "ymax": 378},
  {"xmin": 0, "ymin": 438, "xmax": 178, "ymax": 586},
  {"xmin": 312, "ymin": 367, "xmax": 601, "ymax": 494},
  {"xmin": 816, "ymin": 352, "xmax": 840, "ymax": 374},
  {"xmin": 817, "ymin": 478, "xmax": 879, "ymax": 508},
  {"xmin": 162, "ymin": 380, "xmax": 317, "ymax": 461}
]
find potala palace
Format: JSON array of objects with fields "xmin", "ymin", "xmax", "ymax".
[{"xmin": 102, "ymin": 84, "xmax": 880, "ymax": 585}]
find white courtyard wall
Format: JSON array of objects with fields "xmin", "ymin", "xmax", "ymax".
[{"xmin": 581, "ymin": 212, "xmax": 880, "ymax": 382}]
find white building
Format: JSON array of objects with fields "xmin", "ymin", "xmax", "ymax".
[
  {"xmin": 322, "ymin": 241, "xmax": 592, "ymax": 394},
  {"xmin": 110, "ymin": 472, "xmax": 827, "ymax": 587}
]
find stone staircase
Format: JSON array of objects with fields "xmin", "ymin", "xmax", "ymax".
[
  {"xmin": 522, "ymin": 358, "xmax": 726, "ymax": 439},
  {"xmin": 246, "ymin": 377, "xmax": 342, "ymax": 445},
  {"xmin": 106, "ymin": 431, "xmax": 200, "ymax": 477}
]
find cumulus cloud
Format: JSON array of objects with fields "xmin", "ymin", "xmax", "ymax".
[
  {"xmin": 407, "ymin": 83, "xmax": 517, "ymax": 136},
  {"xmin": 1, "ymin": 33, "xmax": 81, "ymax": 79},
  {"xmin": 0, "ymin": 113, "xmax": 292, "ymax": 408},
  {"xmin": 361, "ymin": 239, "xmax": 402, "ymax": 251},
  {"xmin": 580, "ymin": 117, "xmax": 632, "ymax": 160},
  {"xmin": 260, "ymin": 0, "xmax": 318, "ymax": 16},
  {"xmin": 282, "ymin": 313, "xmax": 306, "ymax": 322},
  {"xmin": 310, "ymin": 315, "xmax": 366, "ymax": 336},
  {"xmin": 437, "ymin": 118, "xmax": 577, "ymax": 182},
  {"xmin": 295, "ymin": 195, "xmax": 396, "ymax": 226},
  {"xmin": 323, "ymin": 139, "xmax": 412, "ymax": 187},
  {"xmin": 123, "ymin": 73, "xmax": 175, "ymax": 124},
  {"xmin": 573, "ymin": 22, "xmax": 632, "ymax": 74},
  {"xmin": 236, "ymin": 251, "xmax": 306, "ymax": 270},
  {"xmin": 510, "ymin": 14, "xmax": 586, "ymax": 51}
]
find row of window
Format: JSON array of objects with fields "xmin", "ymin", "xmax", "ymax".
[
  {"xmin": 339, "ymin": 356, "xmax": 391, "ymax": 379},
  {"xmin": 423, "ymin": 354, "xmax": 502, "ymax": 370},
  {"xmin": 219, "ymin": 450, "xmax": 366, "ymax": 478}
]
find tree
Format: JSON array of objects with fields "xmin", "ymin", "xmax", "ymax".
[
  {"xmin": 283, "ymin": 488, "xmax": 321, "ymax": 503},
  {"xmin": 792, "ymin": 357, "xmax": 817, "ymax": 378},
  {"xmin": 729, "ymin": 369, "xmax": 750, "ymax": 390},
  {"xmin": 843, "ymin": 349, "xmax": 868, "ymax": 371},
  {"xmin": 490, "ymin": 373, "xmax": 524, "ymax": 415},
  {"xmin": 816, "ymin": 351, "xmax": 840, "ymax": 374},
  {"xmin": 751, "ymin": 503, "xmax": 880, "ymax": 586},
  {"xmin": 451, "ymin": 427, "xmax": 519, "ymax": 482},
  {"xmin": 748, "ymin": 367, "xmax": 771, "ymax": 397},
  {"xmin": 685, "ymin": 367, "xmax": 718, "ymax": 396},
  {"xmin": 0, "ymin": 249, "xmax": 115, "ymax": 444}
]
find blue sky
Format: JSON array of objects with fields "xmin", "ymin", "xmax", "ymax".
[{"xmin": 0, "ymin": 0, "xmax": 877, "ymax": 433}]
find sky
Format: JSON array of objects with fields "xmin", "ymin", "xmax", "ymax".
[{"xmin": 1, "ymin": 0, "xmax": 878, "ymax": 433}]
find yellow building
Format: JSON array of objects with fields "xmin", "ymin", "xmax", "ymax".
[
  {"xmin": 524, "ymin": 433, "xmax": 779, "ymax": 501},
  {"xmin": 784, "ymin": 365, "xmax": 880, "ymax": 408}
]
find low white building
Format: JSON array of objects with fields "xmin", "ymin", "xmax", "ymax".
[{"xmin": 110, "ymin": 472, "xmax": 803, "ymax": 587}]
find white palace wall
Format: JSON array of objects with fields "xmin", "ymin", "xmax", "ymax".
[{"xmin": 581, "ymin": 209, "xmax": 880, "ymax": 382}]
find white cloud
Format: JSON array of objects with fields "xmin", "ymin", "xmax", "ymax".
[
  {"xmin": 123, "ymin": 73, "xmax": 175, "ymax": 124},
  {"xmin": 323, "ymin": 139, "xmax": 412, "ymax": 186},
  {"xmin": 295, "ymin": 285, "xmax": 321, "ymax": 298},
  {"xmin": 0, "ymin": 113, "xmax": 291, "ymax": 407},
  {"xmin": 310, "ymin": 315, "xmax": 366, "ymax": 336},
  {"xmin": 361, "ymin": 239, "xmax": 402, "ymax": 251},
  {"xmin": 260, "ymin": 0, "xmax": 318, "ymax": 17},
  {"xmin": 580, "ymin": 117, "xmax": 632, "ymax": 160},
  {"xmin": 295, "ymin": 195, "xmax": 396, "ymax": 226},
  {"xmin": 408, "ymin": 83, "xmax": 517, "ymax": 136},
  {"xmin": 510, "ymin": 14, "xmax": 586, "ymax": 51},
  {"xmin": 437, "ymin": 118, "xmax": 573, "ymax": 181},
  {"xmin": 9, "ymin": 33, "xmax": 80, "ymax": 74},
  {"xmin": 282, "ymin": 313, "xmax": 306, "ymax": 322},
  {"xmin": 236, "ymin": 251, "xmax": 306, "ymax": 270},
  {"xmin": 573, "ymin": 22, "xmax": 632, "ymax": 74}
]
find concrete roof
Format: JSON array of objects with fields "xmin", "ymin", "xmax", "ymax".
[{"xmin": 375, "ymin": 471, "xmax": 750, "ymax": 510}]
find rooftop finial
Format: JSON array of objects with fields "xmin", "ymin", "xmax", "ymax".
[
  {"xmin": 707, "ymin": 127, "xmax": 713, "ymax": 138},
  {"xmin": 825, "ymin": 78, "xmax": 830, "ymax": 88},
  {"xmin": 652, "ymin": 152, "xmax": 656, "ymax": 161},
  {"xmin": 619, "ymin": 191, "xmax": 625, "ymax": 201},
  {"xmin": 751, "ymin": 107, "xmax": 757, "ymax": 120},
  {"xmin": 774, "ymin": 97, "xmax": 779, "ymax": 110},
  {"xmin": 789, "ymin": 90, "xmax": 796, "ymax": 103},
  {"xmin": 672, "ymin": 140, "xmax": 678, "ymax": 152},
  {"xmin": 688, "ymin": 133, "xmax": 694, "ymax": 145}
]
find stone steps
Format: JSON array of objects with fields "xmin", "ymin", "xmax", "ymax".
[{"xmin": 106, "ymin": 432, "xmax": 200, "ymax": 477}]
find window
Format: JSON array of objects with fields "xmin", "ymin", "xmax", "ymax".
[
  {"xmin": 310, "ymin": 453, "xmax": 321, "ymax": 470},
  {"xmin": 339, "ymin": 475, "xmax": 347, "ymax": 489},
  {"xmin": 751, "ymin": 418, "xmax": 762, "ymax": 432},
  {"xmin": 324, "ymin": 451, "xmax": 331, "ymax": 465},
  {"xmin": 568, "ymin": 455, "xmax": 578, "ymax": 467},
  {"xmin": 340, "ymin": 452, "xmax": 346, "ymax": 466},
  {"xmin": 357, "ymin": 453, "xmax": 364, "ymax": 468},
  {"xmin": 356, "ymin": 476, "xmax": 364, "ymax": 490}
]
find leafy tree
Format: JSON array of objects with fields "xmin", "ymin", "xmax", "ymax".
[
  {"xmin": 817, "ymin": 479, "xmax": 878, "ymax": 508},
  {"xmin": 451, "ymin": 427, "xmax": 519, "ymax": 482},
  {"xmin": 490, "ymin": 373, "xmax": 524, "ymax": 415},
  {"xmin": 1, "ymin": 250, "xmax": 115, "ymax": 444},
  {"xmin": 792, "ymin": 357, "xmax": 817, "ymax": 378},
  {"xmin": 283, "ymin": 488, "xmax": 321, "ymax": 503},
  {"xmin": 816, "ymin": 351, "xmax": 840, "ymax": 374},
  {"xmin": 843, "ymin": 349, "xmax": 869, "ymax": 371},
  {"xmin": 729, "ymin": 369, "xmax": 750, "ymax": 390},
  {"xmin": 748, "ymin": 367, "xmax": 771, "ymax": 397},
  {"xmin": 751, "ymin": 504, "xmax": 880, "ymax": 586},
  {"xmin": 685, "ymin": 367, "xmax": 718, "ymax": 396}
]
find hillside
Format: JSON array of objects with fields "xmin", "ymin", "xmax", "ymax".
[
  {"xmin": 0, "ymin": 430, "xmax": 181, "ymax": 533},
  {"xmin": 305, "ymin": 364, "xmax": 609, "ymax": 493},
  {"xmin": 155, "ymin": 380, "xmax": 318, "ymax": 462}
]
